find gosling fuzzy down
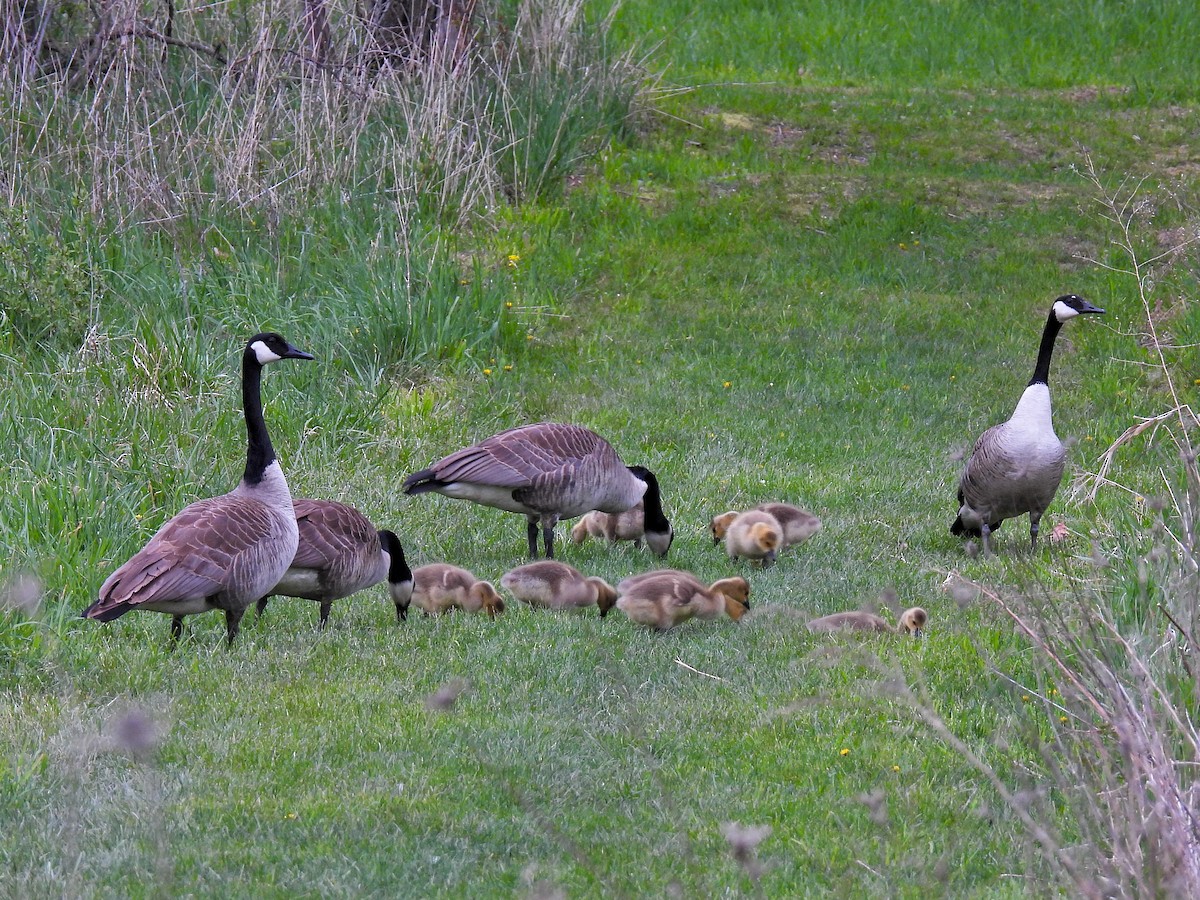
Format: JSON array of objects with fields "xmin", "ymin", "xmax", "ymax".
[
  {"xmin": 614, "ymin": 569, "xmax": 750, "ymax": 631},
  {"xmin": 724, "ymin": 509, "xmax": 783, "ymax": 566},
  {"xmin": 500, "ymin": 561, "xmax": 618, "ymax": 616},
  {"xmin": 711, "ymin": 504, "xmax": 821, "ymax": 549},
  {"xmin": 806, "ymin": 607, "xmax": 927, "ymax": 637},
  {"xmin": 570, "ymin": 501, "xmax": 669, "ymax": 556},
  {"xmin": 410, "ymin": 564, "xmax": 505, "ymax": 618}
]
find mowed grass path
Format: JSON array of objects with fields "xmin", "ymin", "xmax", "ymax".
[{"xmin": 5, "ymin": 5, "xmax": 1199, "ymax": 898}]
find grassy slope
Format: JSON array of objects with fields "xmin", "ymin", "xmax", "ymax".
[{"xmin": 4, "ymin": 2, "xmax": 1200, "ymax": 897}]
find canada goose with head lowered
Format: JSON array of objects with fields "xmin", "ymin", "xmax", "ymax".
[
  {"xmin": 82, "ymin": 333, "xmax": 314, "ymax": 643},
  {"xmin": 255, "ymin": 499, "xmax": 413, "ymax": 627},
  {"xmin": 500, "ymin": 560, "xmax": 618, "ymax": 616},
  {"xmin": 614, "ymin": 569, "xmax": 750, "ymax": 631},
  {"xmin": 951, "ymin": 295, "xmax": 1105, "ymax": 554},
  {"xmin": 402, "ymin": 422, "xmax": 672, "ymax": 560},
  {"xmin": 806, "ymin": 607, "xmax": 927, "ymax": 637}
]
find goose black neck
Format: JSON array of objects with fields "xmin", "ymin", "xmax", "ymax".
[
  {"xmin": 380, "ymin": 531, "xmax": 411, "ymax": 584},
  {"xmin": 241, "ymin": 351, "xmax": 275, "ymax": 486},
  {"xmin": 1028, "ymin": 309, "xmax": 1064, "ymax": 387},
  {"xmin": 630, "ymin": 466, "xmax": 671, "ymax": 532}
]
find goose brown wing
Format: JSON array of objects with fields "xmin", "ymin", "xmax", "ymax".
[
  {"xmin": 94, "ymin": 496, "xmax": 280, "ymax": 611},
  {"xmin": 431, "ymin": 423, "xmax": 608, "ymax": 488},
  {"xmin": 289, "ymin": 499, "xmax": 376, "ymax": 569}
]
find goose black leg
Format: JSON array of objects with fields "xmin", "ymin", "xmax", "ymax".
[
  {"xmin": 527, "ymin": 518, "xmax": 540, "ymax": 558},
  {"xmin": 981, "ymin": 523, "xmax": 993, "ymax": 557},
  {"xmin": 225, "ymin": 608, "xmax": 245, "ymax": 645},
  {"xmin": 256, "ymin": 597, "xmax": 270, "ymax": 618},
  {"xmin": 319, "ymin": 602, "xmax": 331, "ymax": 629},
  {"xmin": 543, "ymin": 523, "xmax": 556, "ymax": 559},
  {"xmin": 170, "ymin": 615, "xmax": 183, "ymax": 642},
  {"xmin": 1029, "ymin": 517, "xmax": 1041, "ymax": 550}
]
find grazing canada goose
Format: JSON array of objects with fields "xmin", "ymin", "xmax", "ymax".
[
  {"xmin": 725, "ymin": 509, "xmax": 783, "ymax": 566},
  {"xmin": 402, "ymin": 422, "xmax": 673, "ymax": 560},
  {"xmin": 82, "ymin": 333, "xmax": 314, "ymax": 643},
  {"xmin": 806, "ymin": 606, "xmax": 927, "ymax": 637},
  {"xmin": 951, "ymin": 295, "xmax": 1105, "ymax": 554},
  {"xmin": 614, "ymin": 569, "xmax": 750, "ymax": 631},
  {"xmin": 756, "ymin": 503, "xmax": 822, "ymax": 547},
  {"xmin": 255, "ymin": 499, "xmax": 414, "ymax": 627},
  {"xmin": 570, "ymin": 500, "xmax": 669, "ymax": 556},
  {"xmin": 500, "ymin": 561, "xmax": 618, "ymax": 616},
  {"xmin": 410, "ymin": 563, "xmax": 505, "ymax": 618}
]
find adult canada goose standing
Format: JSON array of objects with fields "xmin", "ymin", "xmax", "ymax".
[
  {"xmin": 402, "ymin": 422, "xmax": 673, "ymax": 559},
  {"xmin": 951, "ymin": 295, "xmax": 1105, "ymax": 554},
  {"xmin": 255, "ymin": 499, "xmax": 414, "ymax": 627},
  {"xmin": 82, "ymin": 333, "xmax": 314, "ymax": 643}
]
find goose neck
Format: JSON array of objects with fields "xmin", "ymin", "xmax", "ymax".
[
  {"xmin": 241, "ymin": 352, "xmax": 276, "ymax": 486},
  {"xmin": 1028, "ymin": 309, "xmax": 1064, "ymax": 387}
]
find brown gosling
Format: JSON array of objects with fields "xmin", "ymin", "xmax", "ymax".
[
  {"xmin": 725, "ymin": 509, "xmax": 784, "ymax": 566},
  {"xmin": 755, "ymin": 503, "xmax": 822, "ymax": 547},
  {"xmin": 709, "ymin": 510, "xmax": 740, "ymax": 544},
  {"xmin": 571, "ymin": 501, "xmax": 669, "ymax": 555},
  {"xmin": 500, "ymin": 561, "xmax": 618, "ymax": 616},
  {"xmin": 614, "ymin": 569, "xmax": 750, "ymax": 631},
  {"xmin": 806, "ymin": 606, "xmax": 927, "ymax": 637},
  {"xmin": 410, "ymin": 564, "xmax": 505, "ymax": 619}
]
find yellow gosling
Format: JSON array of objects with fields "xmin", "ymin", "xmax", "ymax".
[
  {"xmin": 615, "ymin": 569, "xmax": 750, "ymax": 631},
  {"xmin": 725, "ymin": 509, "xmax": 783, "ymax": 566},
  {"xmin": 806, "ymin": 606, "xmax": 927, "ymax": 637},
  {"xmin": 500, "ymin": 561, "xmax": 618, "ymax": 616},
  {"xmin": 411, "ymin": 563, "xmax": 505, "ymax": 619}
]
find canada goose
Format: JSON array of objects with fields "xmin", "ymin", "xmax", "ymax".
[
  {"xmin": 255, "ymin": 499, "xmax": 414, "ymax": 627},
  {"xmin": 951, "ymin": 295, "xmax": 1105, "ymax": 554},
  {"xmin": 82, "ymin": 333, "xmax": 314, "ymax": 643},
  {"xmin": 614, "ymin": 569, "xmax": 750, "ymax": 631},
  {"xmin": 756, "ymin": 503, "xmax": 822, "ymax": 547},
  {"xmin": 410, "ymin": 563, "xmax": 505, "ymax": 618},
  {"xmin": 500, "ymin": 561, "xmax": 618, "ymax": 616},
  {"xmin": 806, "ymin": 606, "xmax": 927, "ymax": 637},
  {"xmin": 725, "ymin": 509, "xmax": 783, "ymax": 566},
  {"xmin": 402, "ymin": 422, "xmax": 673, "ymax": 559}
]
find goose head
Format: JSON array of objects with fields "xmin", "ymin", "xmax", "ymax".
[
  {"xmin": 899, "ymin": 607, "xmax": 927, "ymax": 637},
  {"xmin": 247, "ymin": 332, "xmax": 316, "ymax": 365},
  {"xmin": 1051, "ymin": 295, "xmax": 1105, "ymax": 322},
  {"xmin": 378, "ymin": 530, "xmax": 414, "ymax": 614},
  {"xmin": 628, "ymin": 465, "xmax": 673, "ymax": 557}
]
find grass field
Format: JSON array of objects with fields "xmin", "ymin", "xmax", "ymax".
[{"xmin": 3, "ymin": 0, "xmax": 1200, "ymax": 896}]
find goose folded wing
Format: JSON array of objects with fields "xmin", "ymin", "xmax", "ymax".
[{"xmin": 291, "ymin": 501, "xmax": 375, "ymax": 568}]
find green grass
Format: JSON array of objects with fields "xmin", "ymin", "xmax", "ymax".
[{"xmin": 4, "ymin": 0, "xmax": 1200, "ymax": 895}]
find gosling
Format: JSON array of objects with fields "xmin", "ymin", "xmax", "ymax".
[
  {"xmin": 725, "ymin": 509, "xmax": 784, "ymax": 566},
  {"xmin": 571, "ymin": 501, "xmax": 669, "ymax": 555},
  {"xmin": 806, "ymin": 607, "xmax": 927, "ymax": 637},
  {"xmin": 500, "ymin": 561, "xmax": 618, "ymax": 616},
  {"xmin": 711, "ymin": 504, "xmax": 821, "ymax": 548},
  {"xmin": 614, "ymin": 569, "xmax": 750, "ymax": 631},
  {"xmin": 410, "ymin": 564, "xmax": 505, "ymax": 619}
]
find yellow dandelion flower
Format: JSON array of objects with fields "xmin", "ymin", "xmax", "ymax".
[
  {"xmin": 507, "ymin": 254, "xmax": 520, "ymax": 267},
  {"xmin": 892, "ymin": 765, "xmax": 900, "ymax": 772},
  {"xmin": 1059, "ymin": 716, "xmax": 1069, "ymax": 723},
  {"xmin": 723, "ymin": 381, "xmax": 732, "ymax": 388},
  {"xmin": 483, "ymin": 368, "xmax": 492, "ymax": 376},
  {"xmin": 505, "ymin": 301, "xmax": 514, "ymax": 309},
  {"xmin": 1021, "ymin": 695, "xmax": 1031, "ymax": 703},
  {"xmin": 503, "ymin": 365, "xmax": 513, "ymax": 372},
  {"xmin": 840, "ymin": 748, "xmax": 850, "ymax": 757}
]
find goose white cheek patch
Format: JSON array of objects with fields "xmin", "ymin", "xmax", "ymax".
[{"xmin": 251, "ymin": 341, "xmax": 283, "ymax": 364}]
